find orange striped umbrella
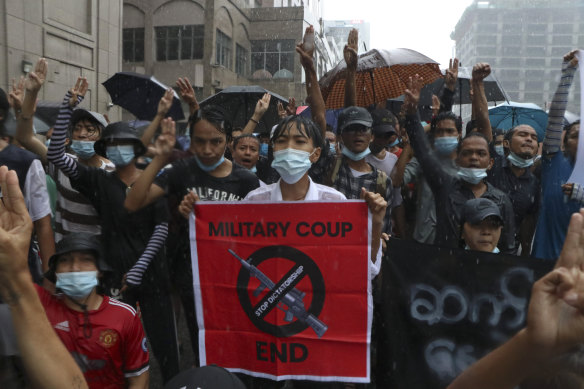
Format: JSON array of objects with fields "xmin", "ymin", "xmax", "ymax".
[{"xmin": 320, "ymin": 48, "xmax": 442, "ymax": 109}]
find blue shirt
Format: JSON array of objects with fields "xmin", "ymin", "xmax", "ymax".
[{"xmin": 532, "ymin": 152, "xmax": 579, "ymax": 260}]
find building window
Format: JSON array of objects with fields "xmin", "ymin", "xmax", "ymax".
[
  {"xmin": 251, "ymin": 39, "xmax": 295, "ymax": 79},
  {"xmin": 123, "ymin": 28, "xmax": 144, "ymax": 62},
  {"xmin": 236, "ymin": 44, "xmax": 248, "ymax": 76},
  {"xmin": 216, "ymin": 29, "xmax": 232, "ymax": 68},
  {"xmin": 155, "ymin": 25, "xmax": 204, "ymax": 61}
]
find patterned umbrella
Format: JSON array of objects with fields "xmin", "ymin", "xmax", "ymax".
[{"xmin": 319, "ymin": 48, "xmax": 442, "ymax": 109}]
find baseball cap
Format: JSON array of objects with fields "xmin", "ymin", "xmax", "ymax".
[
  {"xmin": 461, "ymin": 198, "xmax": 503, "ymax": 226},
  {"xmin": 337, "ymin": 106, "xmax": 372, "ymax": 133},
  {"xmin": 164, "ymin": 366, "xmax": 247, "ymax": 389},
  {"xmin": 71, "ymin": 108, "xmax": 108, "ymax": 129},
  {"xmin": 370, "ymin": 108, "xmax": 397, "ymax": 136}
]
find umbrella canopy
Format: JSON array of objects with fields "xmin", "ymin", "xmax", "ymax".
[
  {"xmin": 35, "ymin": 101, "xmax": 61, "ymax": 128},
  {"xmin": 297, "ymin": 106, "xmax": 344, "ymax": 134},
  {"xmin": 421, "ymin": 66, "xmax": 508, "ymax": 107},
  {"xmin": 319, "ymin": 48, "xmax": 442, "ymax": 109},
  {"xmin": 102, "ymin": 72, "xmax": 185, "ymax": 121},
  {"xmin": 199, "ymin": 85, "xmax": 288, "ymax": 132},
  {"xmin": 488, "ymin": 101, "xmax": 548, "ymax": 141}
]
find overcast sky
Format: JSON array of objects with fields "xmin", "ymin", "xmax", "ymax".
[{"xmin": 322, "ymin": 0, "xmax": 475, "ymax": 67}]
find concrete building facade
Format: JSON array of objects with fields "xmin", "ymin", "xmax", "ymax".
[
  {"xmin": 122, "ymin": 0, "xmax": 341, "ymax": 109},
  {"xmin": 0, "ymin": 0, "xmax": 124, "ymax": 120},
  {"xmin": 452, "ymin": 0, "xmax": 583, "ymax": 113}
]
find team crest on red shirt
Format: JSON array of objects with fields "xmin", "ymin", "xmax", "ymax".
[{"xmin": 99, "ymin": 329, "xmax": 118, "ymax": 348}]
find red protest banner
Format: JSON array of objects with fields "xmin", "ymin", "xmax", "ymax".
[{"xmin": 190, "ymin": 201, "xmax": 372, "ymax": 382}]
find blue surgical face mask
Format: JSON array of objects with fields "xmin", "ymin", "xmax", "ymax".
[
  {"xmin": 271, "ymin": 148, "xmax": 314, "ymax": 184},
  {"xmin": 457, "ymin": 167, "xmax": 488, "ymax": 184},
  {"xmin": 106, "ymin": 145, "xmax": 135, "ymax": 167},
  {"xmin": 433, "ymin": 136, "xmax": 459, "ymax": 156},
  {"xmin": 194, "ymin": 155, "xmax": 225, "ymax": 172},
  {"xmin": 494, "ymin": 145, "xmax": 505, "ymax": 156},
  {"xmin": 507, "ymin": 152, "xmax": 534, "ymax": 168},
  {"xmin": 329, "ymin": 143, "xmax": 337, "ymax": 155},
  {"xmin": 388, "ymin": 138, "xmax": 400, "ymax": 148},
  {"xmin": 56, "ymin": 271, "xmax": 98, "ymax": 300},
  {"xmin": 341, "ymin": 146, "xmax": 371, "ymax": 161},
  {"xmin": 260, "ymin": 143, "xmax": 269, "ymax": 157},
  {"xmin": 70, "ymin": 140, "xmax": 96, "ymax": 160}
]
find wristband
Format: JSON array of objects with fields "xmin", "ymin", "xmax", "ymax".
[{"xmin": 250, "ymin": 118, "xmax": 259, "ymax": 125}]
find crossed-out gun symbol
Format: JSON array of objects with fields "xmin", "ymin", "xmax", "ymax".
[{"xmin": 229, "ymin": 249, "xmax": 328, "ymax": 338}]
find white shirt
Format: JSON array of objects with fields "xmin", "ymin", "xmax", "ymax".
[
  {"xmin": 245, "ymin": 177, "xmax": 382, "ymax": 277},
  {"xmin": 25, "ymin": 159, "xmax": 51, "ymax": 222}
]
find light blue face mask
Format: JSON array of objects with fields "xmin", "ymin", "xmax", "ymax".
[
  {"xmin": 388, "ymin": 138, "xmax": 400, "ymax": 148},
  {"xmin": 194, "ymin": 155, "xmax": 225, "ymax": 172},
  {"xmin": 260, "ymin": 143, "xmax": 269, "ymax": 157},
  {"xmin": 494, "ymin": 145, "xmax": 505, "ymax": 156},
  {"xmin": 457, "ymin": 167, "xmax": 488, "ymax": 184},
  {"xmin": 507, "ymin": 152, "xmax": 534, "ymax": 168},
  {"xmin": 71, "ymin": 140, "xmax": 96, "ymax": 160},
  {"xmin": 249, "ymin": 166, "xmax": 257, "ymax": 173},
  {"xmin": 329, "ymin": 143, "xmax": 337, "ymax": 155},
  {"xmin": 56, "ymin": 271, "xmax": 98, "ymax": 300},
  {"xmin": 341, "ymin": 145, "xmax": 371, "ymax": 161},
  {"xmin": 45, "ymin": 138, "xmax": 51, "ymax": 147},
  {"xmin": 271, "ymin": 148, "xmax": 314, "ymax": 184},
  {"xmin": 106, "ymin": 145, "xmax": 135, "ymax": 167},
  {"xmin": 465, "ymin": 245, "xmax": 500, "ymax": 253},
  {"xmin": 434, "ymin": 136, "xmax": 459, "ymax": 156}
]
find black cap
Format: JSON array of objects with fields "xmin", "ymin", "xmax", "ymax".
[
  {"xmin": 46, "ymin": 233, "xmax": 112, "ymax": 283},
  {"xmin": 370, "ymin": 108, "xmax": 397, "ymax": 135},
  {"xmin": 337, "ymin": 106, "xmax": 373, "ymax": 133},
  {"xmin": 164, "ymin": 366, "xmax": 247, "ymax": 389},
  {"xmin": 94, "ymin": 121, "xmax": 147, "ymax": 158},
  {"xmin": 461, "ymin": 198, "xmax": 503, "ymax": 226},
  {"xmin": 71, "ymin": 108, "xmax": 108, "ymax": 129}
]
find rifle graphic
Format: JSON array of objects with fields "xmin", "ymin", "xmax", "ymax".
[{"xmin": 229, "ymin": 249, "xmax": 328, "ymax": 338}]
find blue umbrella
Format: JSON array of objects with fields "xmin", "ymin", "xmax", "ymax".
[
  {"xmin": 488, "ymin": 101, "xmax": 548, "ymax": 142},
  {"xmin": 102, "ymin": 72, "xmax": 185, "ymax": 121},
  {"xmin": 298, "ymin": 107, "xmax": 344, "ymax": 134}
]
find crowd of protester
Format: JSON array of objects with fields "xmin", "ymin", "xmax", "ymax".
[{"xmin": 0, "ymin": 25, "xmax": 582, "ymax": 389}]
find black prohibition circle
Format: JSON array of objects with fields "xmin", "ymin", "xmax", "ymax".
[{"xmin": 237, "ymin": 245, "xmax": 325, "ymax": 337}]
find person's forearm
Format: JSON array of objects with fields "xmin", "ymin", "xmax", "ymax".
[
  {"xmin": 124, "ymin": 155, "xmax": 167, "ymax": 212},
  {"xmin": 519, "ymin": 215, "xmax": 536, "ymax": 257},
  {"xmin": 344, "ymin": 68, "xmax": 356, "ymax": 108},
  {"xmin": 33, "ymin": 215, "xmax": 55, "ymax": 273},
  {"xmin": 448, "ymin": 330, "xmax": 542, "ymax": 389},
  {"xmin": 127, "ymin": 372, "xmax": 149, "ymax": 389},
  {"xmin": 471, "ymin": 80, "xmax": 493, "ymax": 142},
  {"xmin": 16, "ymin": 87, "xmax": 49, "ymax": 163},
  {"xmin": 125, "ymin": 223, "xmax": 168, "ymax": 287},
  {"xmin": 3, "ymin": 272, "xmax": 88, "ymax": 389},
  {"xmin": 304, "ymin": 67, "xmax": 327, "ymax": 137},
  {"xmin": 544, "ymin": 63, "xmax": 577, "ymax": 154},
  {"xmin": 390, "ymin": 144, "xmax": 413, "ymax": 187},
  {"xmin": 140, "ymin": 114, "xmax": 163, "ymax": 147},
  {"xmin": 47, "ymin": 92, "xmax": 82, "ymax": 178},
  {"xmin": 370, "ymin": 218, "xmax": 382, "ymax": 264},
  {"xmin": 242, "ymin": 118, "xmax": 259, "ymax": 135},
  {"xmin": 440, "ymin": 87, "xmax": 455, "ymax": 113}
]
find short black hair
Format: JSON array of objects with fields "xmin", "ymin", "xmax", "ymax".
[
  {"xmin": 563, "ymin": 120, "xmax": 580, "ymax": 149},
  {"xmin": 189, "ymin": 105, "xmax": 232, "ymax": 139},
  {"xmin": 233, "ymin": 134, "xmax": 260, "ymax": 149},
  {"xmin": 271, "ymin": 115, "xmax": 324, "ymax": 151},
  {"xmin": 430, "ymin": 111, "xmax": 463, "ymax": 136},
  {"xmin": 457, "ymin": 131, "xmax": 491, "ymax": 156},
  {"xmin": 492, "ymin": 128, "xmax": 505, "ymax": 138}
]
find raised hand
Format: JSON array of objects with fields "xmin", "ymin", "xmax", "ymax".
[
  {"xmin": 472, "ymin": 62, "xmax": 491, "ymax": 83},
  {"xmin": 151, "ymin": 117, "xmax": 176, "ymax": 157},
  {"xmin": 360, "ymin": 187, "xmax": 387, "ymax": 225},
  {"xmin": 431, "ymin": 94, "xmax": 441, "ymax": 117},
  {"xmin": 176, "ymin": 77, "xmax": 199, "ymax": 110},
  {"xmin": 24, "ymin": 58, "xmax": 48, "ymax": 93},
  {"xmin": 445, "ymin": 57, "xmax": 459, "ymax": 91},
  {"xmin": 8, "ymin": 77, "xmax": 25, "ymax": 112},
  {"xmin": 286, "ymin": 97, "xmax": 296, "ymax": 116},
  {"xmin": 254, "ymin": 93, "xmax": 271, "ymax": 119},
  {"xmin": 403, "ymin": 74, "xmax": 423, "ymax": 115},
  {"xmin": 526, "ymin": 210, "xmax": 584, "ymax": 355},
  {"xmin": 0, "ymin": 166, "xmax": 33, "ymax": 280},
  {"xmin": 68, "ymin": 77, "xmax": 88, "ymax": 108},
  {"xmin": 344, "ymin": 28, "xmax": 359, "ymax": 71},
  {"xmin": 277, "ymin": 101, "xmax": 286, "ymax": 119},
  {"xmin": 564, "ymin": 50, "xmax": 579, "ymax": 68},
  {"xmin": 157, "ymin": 88, "xmax": 174, "ymax": 117},
  {"xmin": 296, "ymin": 25, "xmax": 315, "ymax": 71}
]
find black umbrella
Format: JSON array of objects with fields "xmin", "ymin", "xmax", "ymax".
[
  {"xmin": 102, "ymin": 72, "xmax": 185, "ymax": 121},
  {"xmin": 199, "ymin": 85, "xmax": 288, "ymax": 132}
]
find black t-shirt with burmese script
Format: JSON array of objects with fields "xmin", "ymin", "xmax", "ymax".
[{"xmin": 154, "ymin": 157, "xmax": 260, "ymax": 285}]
